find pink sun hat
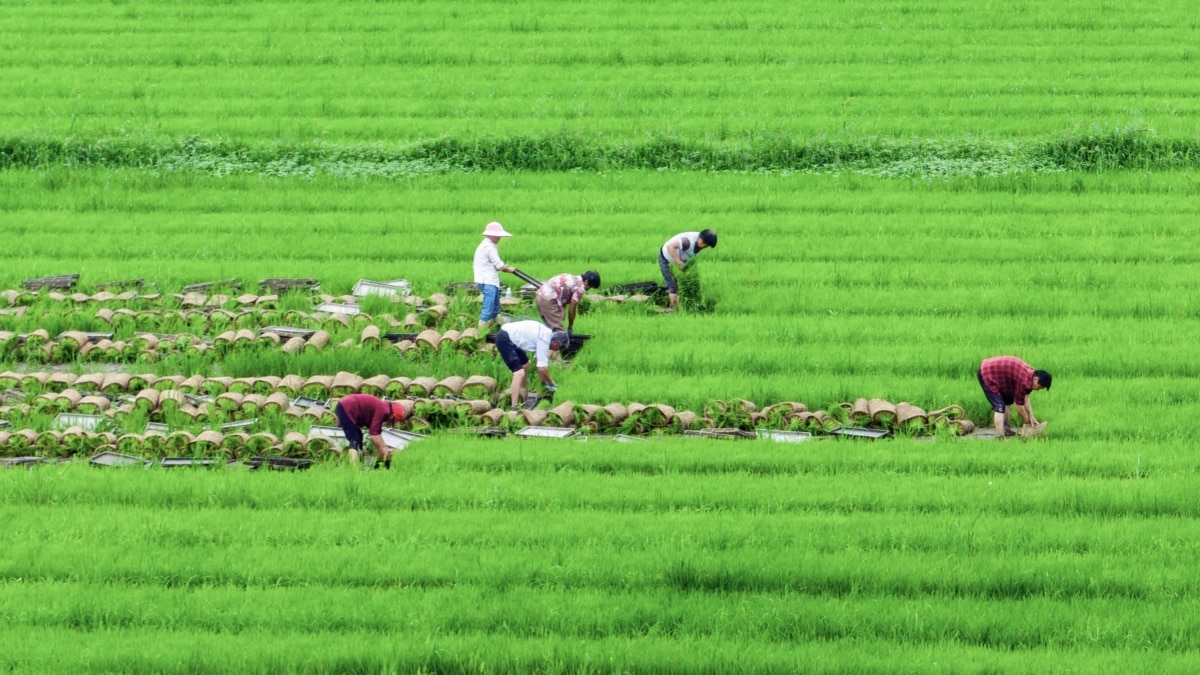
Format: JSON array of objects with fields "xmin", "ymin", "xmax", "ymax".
[{"xmin": 482, "ymin": 221, "xmax": 513, "ymax": 238}]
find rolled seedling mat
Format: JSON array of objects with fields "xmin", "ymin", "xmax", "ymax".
[
  {"xmin": 240, "ymin": 393, "xmax": 267, "ymax": 416},
  {"xmin": 1018, "ymin": 422, "xmax": 1047, "ymax": 438},
  {"xmin": 461, "ymin": 375, "xmax": 496, "ymax": 399},
  {"xmin": 408, "ymin": 377, "xmax": 438, "ymax": 398},
  {"xmin": 673, "ymin": 410, "xmax": 700, "ymax": 431},
  {"xmin": 280, "ymin": 432, "xmax": 310, "ymax": 458},
  {"xmin": 234, "ymin": 328, "xmax": 256, "ymax": 345},
  {"xmin": 277, "ymin": 374, "xmax": 306, "ymax": 397},
  {"xmin": 76, "ymin": 395, "xmax": 111, "ymax": 414},
  {"xmin": 850, "ymin": 398, "xmax": 871, "ymax": 425},
  {"xmin": 642, "ymin": 404, "xmax": 676, "ymax": 428},
  {"xmin": 101, "ymin": 373, "xmax": 131, "ymax": 395},
  {"xmin": 546, "ymin": 401, "xmax": 576, "ymax": 427},
  {"xmin": 331, "ymin": 371, "xmax": 364, "ymax": 397},
  {"xmin": 222, "ymin": 432, "xmax": 249, "ymax": 458},
  {"xmin": 215, "ymin": 391, "xmax": 244, "ymax": 413},
  {"xmin": 305, "ymin": 330, "xmax": 331, "ymax": 352},
  {"xmin": 214, "ymin": 330, "xmax": 237, "ymax": 348},
  {"xmin": 262, "ymin": 392, "xmax": 291, "ymax": 415},
  {"xmin": 868, "ymin": 399, "xmax": 897, "ymax": 426},
  {"xmin": 154, "ymin": 375, "xmax": 185, "ymax": 391},
  {"xmin": 415, "ymin": 329, "xmax": 441, "ymax": 351},
  {"xmin": 159, "ymin": 389, "xmax": 185, "ymax": 413},
  {"xmin": 478, "ymin": 408, "xmax": 506, "ymax": 426},
  {"xmin": 394, "ymin": 339, "xmax": 418, "ymax": 353},
  {"xmin": 360, "ymin": 324, "xmax": 382, "ymax": 348},
  {"xmin": 326, "ymin": 313, "xmax": 351, "ymax": 329},
  {"xmin": 438, "ymin": 329, "xmax": 462, "ymax": 350},
  {"xmin": 115, "ymin": 433, "xmax": 144, "ymax": 457},
  {"xmin": 243, "ymin": 433, "xmax": 279, "ymax": 456},
  {"xmin": 18, "ymin": 372, "xmax": 48, "ymax": 391},
  {"xmin": 457, "ymin": 399, "xmax": 493, "ymax": 415},
  {"xmin": 576, "ymin": 403, "xmax": 600, "ymax": 424},
  {"xmin": 928, "ymin": 405, "xmax": 965, "ymax": 421},
  {"xmin": 252, "ymin": 376, "xmax": 281, "ymax": 395},
  {"xmin": 58, "ymin": 331, "xmax": 90, "ymax": 353},
  {"xmin": 128, "ymin": 374, "xmax": 156, "ymax": 392},
  {"xmin": 134, "ymin": 388, "xmax": 160, "ymax": 411},
  {"xmin": 133, "ymin": 333, "xmax": 159, "ymax": 351},
  {"xmin": 433, "ymin": 376, "xmax": 466, "ymax": 397},
  {"xmin": 34, "ymin": 431, "xmax": 64, "ymax": 457},
  {"xmin": 284, "ymin": 405, "xmax": 305, "ymax": 418},
  {"xmin": 458, "ymin": 327, "xmax": 483, "ymax": 349},
  {"xmin": 257, "ymin": 332, "xmax": 282, "ymax": 347},
  {"xmin": 360, "ymin": 374, "xmax": 390, "ymax": 396},
  {"xmin": 895, "ymin": 403, "xmax": 927, "ymax": 428},
  {"xmin": 180, "ymin": 374, "xmax": 206, "ymax": 394},
  {"xmin": 601, "ymin": 403, "xmax": 628, "ymax": 426},
  {"xmin": 59, "ymin": 389, "xmax": 85, "ymax": 410},
  {"xmin": 305, "ymin": 434, "xmax": 337, "ymax": 459},
  {"xmin": 384, "ymin": 376, "xmax": 410, "ymax": 399},
  {"xmin": 301, "ymin": 375, "xmax": 333, "ymax": 399}
]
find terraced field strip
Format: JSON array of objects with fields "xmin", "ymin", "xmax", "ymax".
[
  {"xmin": 2, "ymin": 438, "xmax": 1198, "ymax": 672},
  {"xmin": 3, "ymin": 0, "xmax": 1198, "ymax": 142}
]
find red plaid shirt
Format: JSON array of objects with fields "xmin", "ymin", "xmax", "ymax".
[
  {"xmin": 337, "ymin": 394, "xmax": 392, "ymax": 435},
  {"xmin": 979, "ymin": 356, "xmax": 1035, "ymax": 406}
]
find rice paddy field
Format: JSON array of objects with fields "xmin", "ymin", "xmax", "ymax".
[{"xmin": 3, "ymin": 0, "xmax": 1200, "ymax": 673}]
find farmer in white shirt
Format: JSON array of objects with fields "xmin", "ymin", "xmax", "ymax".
[
  {"xmin": 474, "ymin": 221, "xmax": 517, "ymax": 329},
  {"xmin": 495, "ymin": 320, "xmax": 570, "ymax": 408},
  {"xmin": 535, "ymin": 271, "xmax": 600, "ymax": 333},
  {"xmin": 659, "ymin": 229, "xmax": 717, "ymax": 310}
]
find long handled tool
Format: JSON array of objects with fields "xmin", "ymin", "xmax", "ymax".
[{"xmin": 510, "ymin": 268, "xmax": 543, "ymax": 287}]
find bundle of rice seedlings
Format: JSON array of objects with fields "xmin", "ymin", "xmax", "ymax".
[
  {"xmin": 25, "ymin": 329, "xmax": 50, "ymax": 350},
  {"xmin": 642, "ymin": 404, "xmax": 675, "ymax": 428},
  {"xmin": 214, "ymin": 330, "xmax": 238, "ymax": 352},
  {"xmin": 438, "ymin": 330, "xmax": 462, "ymax": 351},
  {"xmin": 478, "ymin": 408, "xmax": 506, "ymax": 426},
  {"xmin": 128, "ymin": 374, "xmax": 155, "ymax": 393},
  {"xmin": 6, "ymin": 429, "xmax": 39, "ymax": 456},
  {"xmin": 164, "ymin": 431, "xmax": 194, "ymax": 455},
  {"xmin": 545, "ymin": 401, "xmax": 576, "ymax": 427},
  {"xmin": 0, "ymin": 431, "xmax": 10, "ymax": 457},
  {"xmin": 360, "ymin": 374, "xmax": 390, "ymax": 396},
  {"xmin": 188, "ymin": 430, "xmax": 225, "ymax": 457},
  {"xmin": 408, "ymin": 376, "xmax": 438, "ymax": 398},
  {"xmin": 456, "ymin": 399, "xmax": 493, "ymax": 415},
  {"xmin": 116, "ymin": 433, "xmax": 145, "ymax": 457},
  {"xmin": 415, "ymin": 329, "xmax": 441, "ymax": 352},
  {"xmin": 304, "ymin": 406, "xmax": 335, "ymax": 425},
  {"xmin": 385, "ymin": 377, "xmax": 410, "ymax": 399},
  {"xmin": 305, "ymin": 434, "xmax": 338, "ymax": 460},
  {"xmin": 132, "ymin": 333, "xmax": 159, "ymax": 351},
  {"xmin": 673, "ymin": 410, "xmax": 701, "ymax": 432},
  {"xmin": 420, "ymin": 305, "xmax": 448, "ymax": 328},
  {"xmin": 221, "ymin": 432, "xmax": 249, "ymax": 458},
  {"xmin": 1018, "ymin": 422, "xmax": 1047, "ymax": 439},
  {"xmin": 434, "ymin": 376, "xmax": 466, "ymax": 397},
  {"xmin": 598, "ymin": 403, "xmax": 628, "ymax": 428},
  {"xmin": 227, "ymin": 377, "xmax": 255, "ymax": 394},
  {"xmin": 203, "ymin": 377, "xmax": 233, "ymax": 396},
  {"xmin": 394, "ymin": 339, "xmax": 417, "ymax": 354},
  {"xmin": 58, "ymin": 331, "xmax": 90, "ymax": 356},
  {"xmin": 240, "ymin": 393, "xmax": 267, "ymax": 417},
  {"xmin": 0, "ymin": 371, "xmax": 19, "ymax": 389},
  {"xmin": 402, "ymin": 313, "xmax": 420, "ymax": 328},
  {"xmin": 576, "ymin": 403, "xmax": 600, "ymax": 424},
  {"xmin": 95, "ymin": 307, "xmax": 115, "ymax": 324},
  {"xmin": 281, "ymin": 336, "xmax": 305, "ymax": 355},
  {"xmin": 284, "ymin": 405, "xmax": 305, "ymax": 418},
  {"xmin": 234, "ymin": 328, "xmax": 256, "ymax": 347},
  {"xmin": 252, "ymin": 376, "xmax": 280, "ymax": 396},
  {"xmin": 301, "ymin": 375, "xmax": 333, "ymax": 399},
  {"xmin": 325, "ymin": 313, "xmax": 351, "ymax": 330},
  {"xmin": 30, "ymin": 392, "xmax": 60, "ymax": 414},
  {"xmin": 139, "ymin": 432, "xmax": 168, "ymax": 457},
  {"xmin": 262, "ymin": 392, "xmax": 291, "ymax": 415},
  {"xmin": 153, "ymin": 375, "xmax": 185, "ymax": 391},
  {"xmin": 868, "ymin": 399, "xmax": 897, "ymax": 427},
  {"xmin": 305, "ymin": 330, "xmax": 331, "ymax": 353},
  {"xmin": 35, "ymin": 431, "xmax": 64, "ymax": 458},
  {"xmin": 928, "ymin": 405, "xmax": 965, "ymax": 421},
  {"xmin": 257, "ymin": 332, "xmax": 283, "ymax": 348},
  {"xmin": 360, "ymin": 324, "xmax": 381, "ymax": 349},
  {"xmin": 457, "ymin": 327, "xmax": 483, "ymax": 351},
  {"xmin": 849, "ymin": 398, "xmax": 872, "ymax": 425},
  {"xmin": 179, "ymin": 374, "xmax": 205, "ymax": 394},
  {"xmin": 948, "ymin": 419, "xmax": 976, "ymax": 436},
  {"xmin": 407, "ymin": 416, "xmax": 433, "ymax": 433},
  {"xmin": 20, "ymin": 372, "xmax": 48, "ymax": 392},
  {"xmin": 76, "ymin": 395, "xmax": 111, "ymax": 414},
  {"xmin": 277, "ymin": 374, "xmax": 306, "ymax": 397},
  {"xmin": 331, "ymin": 371, "xmax": 364, "ymax": 397}
]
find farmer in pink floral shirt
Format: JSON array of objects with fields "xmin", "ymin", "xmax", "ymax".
[{"xmin": 535, "ymin": 271, "xmax": 600, "ymax": 333}]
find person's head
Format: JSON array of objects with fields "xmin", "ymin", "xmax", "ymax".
[
  {"xmin": 1033, "ymin": 370, "xmax": 1052, "ymax": 391},
  {"xmin": 580, "ymin": 270, "xmax": 601, "ymax": 290},
  {"xmin": 550, "ymin": 330, "xmax": 570, "ymax": 352},
  {"xmin": 698, "ymin": 229, "xmax": 717, "ymax": 249},
  {"xmin": 389, "ymin": 401, "xmax": 408, "ymax": 427},
  {"xmin": 482, "ymin": 221, "xmax": 512, "ymax": 243}
]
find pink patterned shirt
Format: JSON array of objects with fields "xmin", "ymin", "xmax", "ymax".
[{"xmin": 536, "ymin": 274, "xmax": 585, "ymax": 307}]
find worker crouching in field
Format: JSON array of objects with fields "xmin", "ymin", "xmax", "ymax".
[
  {"xmin": 474, "ymin": 221, "xmax": 518, "ymax": 330},
  {"xmin": 496, "ymin": 319, "xmax": 570, "ymax": 408},
  {"xmin": 535, "ymin": 271, "xmax": 600, "ymax": 333},
  {"xmin": 333, "ymin": 393, "xmax": 407, "ymax": 468},
  {"xmin": 659, "ymin": 229, "xmax": 717, "ymax": 310},
  {"xmin": 977, "ymin": 356, "xmax": 1052, "ymax": 438}
]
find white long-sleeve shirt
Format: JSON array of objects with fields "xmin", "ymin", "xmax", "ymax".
[
  {"xmin": 473, "ymin": 239, "xmax": 505, "ymax": 287},
  {"xmin": 500, "ymin": 320, "xmax": 553, "ymax": 367}
]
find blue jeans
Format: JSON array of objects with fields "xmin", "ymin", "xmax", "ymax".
[{"xmin": 479, "ymin": 284, "xmax": 501, "ymax": 322}]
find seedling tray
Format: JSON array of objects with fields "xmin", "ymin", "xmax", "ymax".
[
  {"xmin": 51, "ymin": 413, "xmax": 106, "ymax": 431},
  {"xmin": 144, "ymin": 422, "xmax": 170, "ymax": 434},
  {"xmin": 308, "ymin": 425, "xmax": 347, "ymax": 440},
  {"xmin": 24, "ymin": 274, "xmax": 80, "ymax": 291},
  {"xmin": 612, "ymin": 434, "xmax": 646, "ymax": 442},
  {"xmin": 684, "ymin": 428, "xmax": 757, "ymax": 440},
  {"xmin": 0, "ymin": 419, "xmax": 10, "ymax": 428},
  {"xmin": 515, "ymin": 426, "xmax": 578, "ymax": 439},
  {"xmin": 260, "ymin": 326, "xmax": 317, "ymax": 339},
  {"xmin": 245, "ymin": 456, "xmax": 313, "ymax": 471},
  {"xmin": 94, "ymin": 278, "xmax": 144, "ymax": 291},
  {"xmin": 182, "ymin": 279, "xmax": 241, "ymax": 293},
  {"xmin": 293, "ymin": 396, "xmax": 330, "ymax": 409},
  {"xmin": 90, "ymin": 451, "xmax": 150, "ymax": 468},
  {"xmin": 314, "ymin": 302, "xmax": 360, "ymax": 315},
  {"xmin": 450, "ymin": 426, "xmax": 507, "ymax": 438},
  {"xmin": 1, "ymin": 456, "xmax": 47, "ymax": 467},
  {"xmin": 832, "ymin": 427, "xmax": 892, "ymax": 440},
  {"xmin": 352, "ymin": 279, "xmax": 411, "ymax": 297},
  {"xmin": 756, "ymin": 430, "xmax": 814, "ymax": 444},
  {"xmin": 161, "ymin": 457, "xmax": 227, "ymax": 468},
  {"xmin": 381, "ymin": 428, "xmax": 430, "ymax": 450},
  {"xmin": 259, "ymin": 278, "xmax": 320, "ymax": 293},
  {"xmin": 220, "ymin": 419, "xmax": 259, "ymax": 431}
]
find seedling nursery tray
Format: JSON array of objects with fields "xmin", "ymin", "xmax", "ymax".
[
  {"xmin": 245, "ymin": 456, "xmax": 313, "ymax": 471},
  {"xmin": 832, "ymin": 427, "xmax": 892, "ymax": 440},
  {"xmin": 756, "ymin": 429, "xmax": 814, "ymax": 444},
  {"xmin": 90, "ymin": 451, "xmax": 150, "ymax": 468},
  {"xmin": 1, "ymin": 456, "xmax": 48, "ymax": 468},
  {"xmin": 515, "ymin": 426, "xmax": 578, "ymax": 439},
  {"xmin": 161, "ymin": 457, "xmax": 229, "ymax": 468}
]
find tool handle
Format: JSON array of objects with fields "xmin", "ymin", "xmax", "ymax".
[{"xmin": 510, "ymin": 268, "xmax": 543, "ymax": 286}]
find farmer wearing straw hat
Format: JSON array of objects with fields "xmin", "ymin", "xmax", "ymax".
[
  {"xmin": 495, "ymin": 320, "xmax": 570, "ymax": 408},
  {"xmin": 659, "ymin": 229, "xmax": 717, "ymax": 310},
  {"xmin": 977, "ymin": 356, "xmax": 1052, "ymax": 438},
  {"xmin": 474, "ymin": 221, "xmax": 518, "ymax": 330},
  {"xmin": 333, "ymin": 393, "xmax": 407, "ymax": 467},
  {"xmin": 535, "ymin": 271, "xmax": 601, "ymax": 334}
]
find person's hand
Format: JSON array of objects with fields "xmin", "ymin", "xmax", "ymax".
[{"xmin": 545, "ymin": 384, "xmax": 557, "ymax": 393}]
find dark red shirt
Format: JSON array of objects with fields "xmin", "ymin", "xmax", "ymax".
[
  {"xmin": 337, "ymin": 394, "xmax": 392, "ymax": 435},
  {"xmin": 980, "ymin": 356, "xmax": 1035, "ymax": 406}
]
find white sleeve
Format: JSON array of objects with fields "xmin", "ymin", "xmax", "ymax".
[{"xmin": 535, "ymin": 338, "xmax": 550, "ymax": 368}]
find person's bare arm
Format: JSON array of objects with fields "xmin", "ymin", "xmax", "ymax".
[
  {"xmin": 567, "ymin": 299, "xmax": 578, "ymax": 330},
  {"xmin": 536, "ymin": 366, "xmax": 555, "ymax": 389},
  {"xmin": 369, "ymin": 433, "xmax": 390, "ymax": 458},
  {"xmin": 664, "ymin": 239, "xmax": 685, "ymax": 266}
]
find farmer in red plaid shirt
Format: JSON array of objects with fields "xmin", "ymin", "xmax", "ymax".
[{"xmin": 978, "ymin": 356, "xmax": 1052, "ymax": 437}]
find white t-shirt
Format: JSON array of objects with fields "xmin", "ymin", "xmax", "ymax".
[
  {"xmin": 473, "ymin": 239, "xmax": 505, "ymax": 287},
  {"xmin": 661, "ymin": 231, "xmax": 702, "ymax": 264},
  {"xmin": 501, "ymin": 320, "xmax": 553, "ymax": 367}
]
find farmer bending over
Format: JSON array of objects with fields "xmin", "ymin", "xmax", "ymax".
[
  {"xmin": 474, "ymin": 221, "xmax": 517, "ymax": 330},
  {"xmin": 495, "ymin": 319, "xmax": 569, "ymax": 408},
  {"xmin": 333, "ymin": 393, "xmax": 407, "ymax": 467},
  {"xmin": 659, "ymin": 229, "xmax": 717, "ymax": 310},
  {"xmin": 536, "ymin": 271, "xmax": 600, "ymax": 333},
  {"xmin": 977, "ymin": 355, "xmax": 1052, "ymax": 437}
]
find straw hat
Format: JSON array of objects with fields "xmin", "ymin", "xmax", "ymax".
[{"xmin": 482, "ymin": 221, "xmax": 512, "ymax": 238}]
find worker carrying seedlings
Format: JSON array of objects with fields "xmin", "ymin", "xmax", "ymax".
[
  {"xmin": 333, "ymin": 393, "xmax": 407, "ymax": 468},
  {"xmin": 977, "ymin": 355, "xmax": 1052, "ymax": 438},
  {"xmin": 474, "ymin": 221, "xmax": 518, "ymax": 330},
  {"xmin": 659, "ymin": 229, "xmax": 717, "ymax": 310},
  {"xmin": 495, "ymin": 319, "xmax": 570, "ymax": 408},
  {"xmin": 535, "ymin": 271, "xmax": 601, "ymax": 334}
]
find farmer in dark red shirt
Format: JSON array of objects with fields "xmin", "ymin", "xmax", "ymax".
[
  {"xmin": 978, "ymin": 356, "xmax": 1052, "ymax": 437},
  {"xmin": 333, "ymin": 393, "xmax": 407, "ymax": 467}
]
